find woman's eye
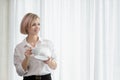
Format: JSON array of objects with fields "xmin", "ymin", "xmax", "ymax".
[
  {"xmin": 32, "ymin": 23, "xmax": 40, "ymax": 26},
  {"xmin": 32, "ymin": 23, "xmax": 36, "ymax": 26},
  {"xmin": 38, "ymin": 23, "xmax": 40, "ymax": 26}
]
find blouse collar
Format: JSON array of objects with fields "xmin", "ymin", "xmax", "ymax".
[{"xmin": 23, "ymin": 37, "xmax": 43, "ymax": 49}]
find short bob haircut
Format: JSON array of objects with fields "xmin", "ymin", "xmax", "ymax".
[{"xmin": 20, "ymin": 13, "xmax": 40, "ymax": 34}]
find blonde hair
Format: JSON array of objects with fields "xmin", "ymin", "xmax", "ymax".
[{"xmin": 20, "ymin": 13, "xmax": 40, "ymax": 34}]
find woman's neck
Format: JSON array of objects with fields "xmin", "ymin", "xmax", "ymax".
[{"xmin": 26, "ymin": 35, "xmax": 39, "ymax": 47}]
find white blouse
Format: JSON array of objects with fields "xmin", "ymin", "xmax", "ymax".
[{"xmin": 14, "ymin": 38, "xmax": 57, "ymax": 77}]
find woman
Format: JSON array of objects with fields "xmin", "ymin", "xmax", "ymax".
[{"xmin": 14, "ymin": 13, "xmax": 57, "ymax": 80}]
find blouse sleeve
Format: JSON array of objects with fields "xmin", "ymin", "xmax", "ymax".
[{"xmin": 14, "ymin": 46, "xmax": 28, "ymax": 76}]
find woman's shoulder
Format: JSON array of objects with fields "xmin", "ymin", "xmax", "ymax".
[{"xmin": 15, "ymin": 39, "xmax": 26, "ymax": 49}]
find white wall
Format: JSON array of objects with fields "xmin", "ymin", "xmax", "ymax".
[{"xmin": 0, "ymin": 0, "xmax": 8, "ymax": 80}]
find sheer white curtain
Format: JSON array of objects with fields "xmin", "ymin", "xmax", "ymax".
[
  {"xmin": 7, "ymin": 0, "xmax": 120, "ymax": 80},
  {"xmin": 40, "ymin": 0, "xmax": 120, "ymax": 80}
]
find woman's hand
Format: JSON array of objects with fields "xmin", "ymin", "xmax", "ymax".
[
  {"xmin": 22, "ymin": 48, "xmax": 32, "ymax": 71},
  {"xmin": 25, "ymin": 48, "xmax": 32, "ymax": 59},
  {"xmin": 44, "ymin": 57, "xmax": 51, "ymax": 64},
  {"xmin": 44, "ymin": 57, "xmax": 57, "ymax": 70}
]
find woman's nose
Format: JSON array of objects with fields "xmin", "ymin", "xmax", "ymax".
[{"xmin": 35, "ymin": 24, "xmax": 40, "ymax": 28}]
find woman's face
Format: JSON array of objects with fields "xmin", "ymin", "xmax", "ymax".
[{"xmin": 27, "ymin": 18, "xmax": 40, "ymax": 35}]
